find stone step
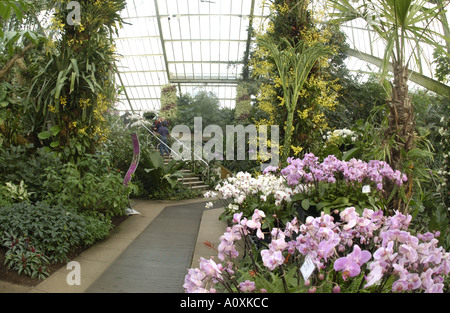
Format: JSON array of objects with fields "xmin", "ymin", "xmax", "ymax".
[
  {"xmin": 190, "ymin": 184, "xmax": 210, "ymax": 190},
  {"xmin": 178, "ymin": 176, "xmax": 200, "ymax": 182},
  {"xmin": 150, "ymin": 153, "xmax": 209, "ymax": 191},
  {"xmin": 181, "ymin": 180, "xmax": 206, "ymax": 186}
]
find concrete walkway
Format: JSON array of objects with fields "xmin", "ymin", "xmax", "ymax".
[{"xmin": 0, "ymin": 198, "xmax": 226, "ymax": 293}]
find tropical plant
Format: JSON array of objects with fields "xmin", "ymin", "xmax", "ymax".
[
  {"xmin": 257, "ymin": 36, "xmax": 330, "ymax": 165},
  {"xmin": 160, "ymin": 84, "xmax": 178, "ymax": 120},
  {"xmin": 328, "ymin": 0, "xmax": 450, "ymax": 211},
  {"xmin": 185, "ymin": 206, "xmax": 449, "ymax": 293},
  {"xmin": 235, "ymin": 84, "xmax": 252, "ymax": 122},
  {"xmin": 42, "ymin": 154, "xmax": 133, "ymax": 218},
  {"xmin": 248, "ymin": 0, "xmax": 345, "ymax": 164},
  {"xmin": 136, "ymin": 150, "xmax": 185, "ymax": 196},
  {"xmin": 27, "ymin": 0, "xmax": 126, "ymax": 161},
  {"xmin": 2, "ymin": 232, "xmax": 50, "ymax": 280},
  {"xmin": 0, "ymin": 201, "xmax": 112, "ymax": 264},
  {"xmin": 3, "ymin": 180, "xmax": 32, "ymax": 203}
]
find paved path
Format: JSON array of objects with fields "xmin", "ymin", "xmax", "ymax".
[
  {"xmin": 87, "ymin": 201, "xmax": 207, "ymax": 293},
  {"xmin": 18, "ymin": 198, "xmax": 226, "ymax": 293}
]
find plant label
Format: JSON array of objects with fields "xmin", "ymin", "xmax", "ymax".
[
  {"xmin": 300, "ymin": 255, "xmax": 315, "ymax": 281},
  {"xmin": 362, "ymin": 185, "xmax": 371, "ymax": 193}
]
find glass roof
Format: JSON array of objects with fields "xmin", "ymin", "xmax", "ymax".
[
  {"xmin": 113, "ymin": 0, "xmax": 449, "ymax": 113},
  {"xmin": 113, "ymin": 0, "xmax": 270, "ymax": 112}
]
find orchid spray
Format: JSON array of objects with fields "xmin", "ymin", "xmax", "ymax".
[{"xmin": 185, "ymin": 207, "xmax": 449, "ymax": 293}]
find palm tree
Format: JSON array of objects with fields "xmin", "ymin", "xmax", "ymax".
[{"xmin": 329, "ymin": 0, "xmax": 449, "ymax": 212}]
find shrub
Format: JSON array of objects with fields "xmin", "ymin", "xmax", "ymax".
[
  {"xmin": 0, "ymin": 202, "xmax": 112, "ymax": 264},
  {"xmin": 2, "ymin": 233, "xmax": 50, "ymax": 280},
  {"xmin": 0, "ymin": 145, "xmax": 62, "ymax": 202},
  {"xmin": 42, "ymin": 154, "xmax": 133, "ymax": 218}
]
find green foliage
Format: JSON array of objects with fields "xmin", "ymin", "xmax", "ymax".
[
  {"xmin": 292, "ymin": 183, "xmax": 384, "ymax": 218},
  {"xmin": 2, "ymin": 232, "xmax": 50, "ymax": 280},
  {"xmin": 324, "ymin": 74, "xmax": 388, "ymax": 131},
  {"xmin": 235, "ymin": 84, "xmax": 252, "ymax": 121},
  {"xmin": 0, "ymin": 145, "xmax": 62, "ymax": 202},
  {"xmin": 2, "ymin": 181, "xmax": 33, "ymax": 203},
  {"xmin": 258, "ymin": 36, "xmax": 331, "ymax": 165},
  {"xmin": 100, "ymin": 113, "xmax": 138, "ymax": 172},
  {"xmin": 25, "ymin": 0, "xmax": 127, "ymax": 162},
  {"xmin": 136, "ymin": 149, "xmax": 185, "ymax": 196},
  {"xmin": 160, "ymin": 84, "xmax": 178, "ymax": 120},
  {"xmin": 0, "ymin": 202, "xmax": 112, "ymax": 264},
  {"xmin": 238, "ymin": 265, "xmax": 306, "ymax": 293},
  {"xmin": 173, "ymin": 91, "xmax": 236, "ymax": 131},
  {"xmin": 0, "ymin": 82, "xmax": 27, "ymax": 147},
  {"xmin": 433, "ymin": 49, "xmax": 450, "ymax": 84},
  {"xmin": 0, "ymin": 143, "xmax": 132, "ymax": 218},
  {"xmin": 42, "ymin": 154, "xmax": 133, "ymax": 218}
]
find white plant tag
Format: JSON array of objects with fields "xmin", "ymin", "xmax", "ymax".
[
  {"xmin": 362, "ymin": 185, "xmax": 371, "ymax": 193},
  {"xmin": 300, "ymin": 255, "xmax": 315, "ymax": 281}
]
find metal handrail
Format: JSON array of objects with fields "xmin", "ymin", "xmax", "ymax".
[
  {"xmin": 140, "ymin": 124, "xmax": 210, "ymax": 183},
  {"xmin": 170, "ymin": 133, "xmax": 210, "ymax": 183},
  {"xmin": 169, "ymin": 133, "xmax": 208, "ymax": 166},
  {"xmin": 140, "ymin": 124, "xmax": 183, "ymax": 160}
]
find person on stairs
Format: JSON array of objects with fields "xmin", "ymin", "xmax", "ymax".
[{"xmin": 157, "ymin": 120, "xmax": 170, "ymax": 156}]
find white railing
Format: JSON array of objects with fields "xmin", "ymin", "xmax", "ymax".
[{"xmin": 140, "ymin": 124, "xmax": 210, "ymax": 183}]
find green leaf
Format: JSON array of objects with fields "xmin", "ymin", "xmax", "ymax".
[
  {"xmin": 406, "ymin": 147, "xmax": 434, "ymax": 159},
  {"xmin": 301, "ymin": 198, "xmax": 310, "ymax": 210},
  {"xmin": 24, "ymin": 31, "xmax": 38, "ymax": 44},
  {"xmin": 38, "ymin": 131, "xmax": 51, "ymax": 140},
  {"xmin": 70, "ymin": 71, "xmax": 76, "ymax": 93},
  {"xmin": 291, "ymin": 193, "xmax": 306, "ymax": 202},
  {"xmin": 332, "ymin": 197, "xmax": 349, "ymax": 205},
  {"xmin": 0, "ymin": 88, "xmax": 7, "ymax": 101},
  {"xmin": 342, "ymin": 147, "xmax": 361, "ymax": 161},
  {"xmin": 49, "ymin": 125, "xmax": 61, "ymax": 136},
  {"xmin": 75, "ymin": 142, "xmax": 82, "ymax": 153}
]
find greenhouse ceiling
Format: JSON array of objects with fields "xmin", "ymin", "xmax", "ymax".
[
  {"xmin": 113, "ymin": 0, "xmax": 270, "ymax": 112},
  {"xmin": 113, "ymin": 0, "xmax": 450, "ymax": 113}
]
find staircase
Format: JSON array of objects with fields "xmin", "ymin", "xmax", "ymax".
[{"xmin": 162, "ymin": 154, "xmax": 210, "ymax": 192}]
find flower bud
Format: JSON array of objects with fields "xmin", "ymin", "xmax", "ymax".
[{"xmin": 332, "ymin": 285, "xmax": 341, "ymax": 293}]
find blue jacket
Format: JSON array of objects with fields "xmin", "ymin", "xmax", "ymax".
[{"xmin": 157, "ymin": 125, "xmax": 169, "ymax": 137}]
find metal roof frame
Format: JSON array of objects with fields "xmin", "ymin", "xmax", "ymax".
[
  {"xmin": 113, "ymin": 0, "xmax": 269, "ymax": 112},
  {"xmin": 113, "ymin": 0, "xmax": 449, "ymax": 113}
]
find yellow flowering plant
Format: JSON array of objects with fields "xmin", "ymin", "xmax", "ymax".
[
  {"xmin": 248, "ymin": 0, "xmax": 346, "ymax": 161},
  {"xmin": 29, "ymin": 0, "xmax": 126, "ymax": 161}
]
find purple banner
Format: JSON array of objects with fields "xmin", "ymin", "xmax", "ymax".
[{"xmin": 124, "ymin": 133, "xmax": 140, "ymax": 186}]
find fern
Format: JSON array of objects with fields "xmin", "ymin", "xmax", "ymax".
[{"xmin": 346, "ymin": 273, "xmax": 365, "ymax": 293}]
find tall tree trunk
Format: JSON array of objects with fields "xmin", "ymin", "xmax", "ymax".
[{"xmin": 385, "ymin": 64, "xmax": 416, "ymax": 212}]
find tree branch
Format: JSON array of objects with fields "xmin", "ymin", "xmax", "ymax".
[{"xmin": 0, "ymin": 43, "xmax": 34, "ymax": 81}]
